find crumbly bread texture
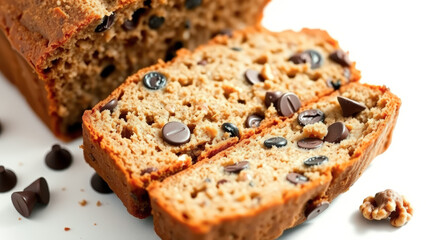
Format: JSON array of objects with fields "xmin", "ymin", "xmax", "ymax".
[
  {"xmin": 0, "ymin": 0, "xmax": 268, "ymax": 140},
  {"xmin": 82, "ymin": 27, "xmax": 360, "ymax": 218},
  {"xmin": 148, "ymin": 83, "xmax": 401, "ymax": 240}
]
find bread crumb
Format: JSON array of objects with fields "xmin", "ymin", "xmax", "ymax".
[
  {"xmin": 64, "ymin": 227, "xmax": 71, "ymax": 231},
  {"xmin": 96, "ymin": 201, "xmax": 102, "ymax": 207},
  {"xmin": 79, "ymin": 199, "xmax": 87, "ymax": 206}
]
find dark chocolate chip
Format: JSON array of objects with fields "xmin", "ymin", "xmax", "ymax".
[
  {"xmin": 276, "ymin": 93, "xmax": 302, "ymax": 117},
  {"xmin": 197, "ymin": 59, "xmax": 208, "ymax": 66},
  {"xmin": 95, "ymin": 13, "xmax": 116, "ymax": 32},
  {"xmin": 91, "ymin": 173, "xmax": 113, "ymax": 194},
  {"xmin": 265, "ymin": 91, "xmax": 283, "ymax": 107},
  {"xmin": 144, "ymin": 0, "xmax": 152, "ymax": 7},
  {"xmin": 224, "ymin": 161, "xmax": 249, "ymax": 173},
  {"xmin": 324, "ymin": 122, "xmax": 349, "ymax": 143},
  {"xmin": 45, "ymin": 144, "xmax": 72, "ymax": 170},
  {"xmin": 231, "ymin": 47, "xmax": 242, "ymax": 51},
  {"xmin": 304, "ymin": 156, "xmax": 329, "ymax": 166},
  {"xmin": 162, "ymin": 122, "xmax": 191, "ymax": 145},
  {"xmin": 327, "ymin": 79, "xmax": 341, "ymax": 90},
  {"xmin": 221, "ymin": 123, "xmax": 239, "ymax": 138},
  {"xmin": 216, "ymin": 179, "xmax": 228, "ymax": 186},
  {"xmin": 305, "ymin": 50, "xmax": 323, "ymax": 69},
  {"xmin": 100, "ymin": 98, "xmax": 118, "ymax": 112},
  {"xmin": 184, "ymin": 20, "xmax": 191, "ymax": 29},
  {"xmin": 244, "ymin": 69, "xmax": 264, "ymax": 85},
  {"xmin": 24, "ymin": 177, "xmax": 50, "ymax": 205},
  {"xmin": 329, "ymin": 50, "xmax": 351, "ymax": 67},
  {"xmin": 121, "ymin": 127, "xmax": 133, "ymax": 139},
  {"xmin": 305, "ymin": 201, "xmax": 330, "ymax": 221},
  {"xmin": 143, "ymin": 72, "xmax": 167, "ymax": 90},
  {"xmin": 100, "ymin": 64, "xmax": 116, "ymax": 78},
  {"xmin": 337, "ymin": 96, "xmax": 366, "ymax": 117},
  {"xmin": 264, "ymin": 137, "xmax": 287, "ymax": 148},
  {"xmin": 297, "ymin": 138, "xmax": 323, "ymax": 150},
  {"xmin": 245, "ymin": 114, "xmax": 264, "ymax": 128},
  {"xmin": 122, "ymin": 8, "xmax": 145, "ymax": 31},
  {"xmin": 140, "ymin": 167, "xmax": 158, "ymax": 175},
  {"xmin": 289, "ymin": 52, "xmax": 311, "ymax": 65},
  {"xmin": 286, "ymin": 173, "xmax": 308, "ymax": 184},
  {"xmin": 0, "ymin": 166, "xmax": 17, "ymax": 192},
  {"xmin": 11, "ymin": 191, "xmax": 37, "ymax": 218},
  {"xmin": 148, "ymin": 15, "xmax": 165, "ymax": 29},
  {"xmin": 298, "ymin": 109, "xmax": 325, "ymax": 126},
  {"xmin": 185, "ymin": 0, "xmax": 202, "ymax": 9}
]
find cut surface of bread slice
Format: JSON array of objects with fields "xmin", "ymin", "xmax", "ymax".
[
  {"xmin": 82, "ymin": 27, "xmax": 360, "ymax": 218},
  {"xmin": 148, "ymin": 83, "xmax": 401, "ymax": 240},
  {"xmin": 0, "ymin": 0, "xmax": 269, "ymax": 140}
]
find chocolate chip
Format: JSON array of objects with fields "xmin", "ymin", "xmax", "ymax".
[
  {"xmin": 122, "ymin": 8, "xmax": 145, "ymax": 31},
  {"xmin": 337, "ymin": 96, "xmax": 366, "ymax": 117},
  {"xmin": 222, "ymin": 123, "xmax": 239, "ymax": 138},
  {"xmin": 185, "ymin": 0, "xmax": 202, "ymax": 9},
  {"xmin": 143, "ymin": 72, "xmax": 167, "ymax": 90},
  {"xmin": 244, "ymin": 69, "xmax": 264, "ymax": 85},
  {"xmin": 216, "ymin": 179, "xmax": 228, "ymax": 186},
  {"xmin": 329, "ymin": 50, "xmax": 351, "ymax": 67},
  {"xmin": 276, "ymin": 93, "xmax": 302, "ymax": 117},
  {"xmin": 144, "ymin": 0, "xmax": 152, "ymax": 7},
  {"xmin": 327, "ymin": 79, "xmax": 341, "ymax": 90},
  {"xmin": 100, "ymin": 98, "xmax": 118, "ymax": 112},
  {"xmin": 246, "ymin": 114, "xmax": 263, "ymax": 128},
  {"xmin": 24, "ymin": 177, "xmax": 50, "ymax": 205},
  {"xmin": 265, "ymin": 91, "xmax": 283, "ymax": 107},
  {"xmin": 231, "ymin": 47, "xmax": 242, "ymax": 51},
  {"xmin": 91, "ymin": 173, "xmax": 113, "ymax": 194},
  {"xmin": 148, "ymin": 15, "xmax": 165, "ymax": 29},
  {"xmin": 224, "ymin": 161, "xmax": 249, "ymax": 173},
  {"xmin": 197, "ymin": 59, "xmax": 208, "ymax": 66},
  {"xmin": 162, "ymin": 122, "xmax": 191, "ymax": 145},
  {"xmin": 141, "ymin": 167, "xmax": 158, "ymax": 175},
  {"xmin": 297, "ymin": 138, "xmax": 323, "ymax": 150},
  {"xmin": 304, "ymin": 156, "xmax": 329, "ymax": 166},
  {"xmin": 100, "ymin": 64, "xmax": 115, "ymax": 78},
  {"xmin": 289, "ymin": 50, "xmax": 323, "ymax": 69},
  {"xmin": 0, "ymin": 166, "xmax": 17, "ymax": 192},
  {"xmin": 95, "ymin": 13, "xmax": 115, "ymax": 32},
  {"xmin": 11, "ymin": 191, "xmax": 37, "ymax": 217},
  {"xmin": 264, "ymin": 137, "xmax": 287, "ymax": 148},
  {"xmin": 45, "ymin": 144, "xmax": 72, "ymax": 170},
  {"xmin": 298, "ymin": 109, "xmax": 325, "ymax": 126},
  {"xmin": 184, "ymin": 20, "xmax": 191, "ymax": 29},
  {"xmin": 286, "ymin": 173, "xmax": 308, "ymax": 184},
  {"xmin": 324, "ymin": 122, "xmax": 349, "ymax": 143},
  {"xmin": 305, "ymin": 201, "xmax": 330, "ymax": 220}
]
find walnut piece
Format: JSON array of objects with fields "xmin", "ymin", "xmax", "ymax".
[{"xmin": 359, "ymin": 189, "xmax": 413, "ymax": 227}]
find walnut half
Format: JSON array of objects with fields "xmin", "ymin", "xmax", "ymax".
[{"xmin": 359, "ymin": 189, "xmax": 413, "ymax": 227}]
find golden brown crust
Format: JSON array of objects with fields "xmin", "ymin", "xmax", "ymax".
[{"xmin": 148, "ymin": 83, "xmax": 401, "ymax": 239}]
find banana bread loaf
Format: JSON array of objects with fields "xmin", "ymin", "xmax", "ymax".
[
  {"xmin": 82, "ymin": 26, "xmax": 361, "ymax": 218},
  {"xmin": 0, "ymin": 0, "xmax": 269, "ymax": 141},
  {"xmin": 148, "ymin": 83, "xmax": 401, "ymax": 240}
]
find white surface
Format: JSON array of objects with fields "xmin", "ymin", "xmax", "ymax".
[{"xmin": 0, "ymin": 0, "xmax": 425, "ymax": 239}]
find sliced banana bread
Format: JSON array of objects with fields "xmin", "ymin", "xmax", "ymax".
[
  {"xmin": 148, "ymin": 83, "xmax": 401, "ymax": 240},
  {"xmin": 82, "ymin": 26, "xmax": 361, "ymax": 218},
  {"xmin": 0, "ymin": 0, "xmax": 269, "ymax": 140}
]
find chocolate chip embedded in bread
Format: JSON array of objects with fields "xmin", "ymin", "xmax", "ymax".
[
  {"xmin": 286, "ymin": 173, "xmax": 308, "ymax": 185},
  {"xmin": 329, "ymin": 50, "xmax": 351, "ymax": 67},
  {"xmin": 289, "ymin": 52, "xmax": 310, "ymax": 65},
  {"xmin": 122, "ymin": 8, "xmax": 146, "ymax": 31},
  {"xmin": 0, "ymin": 166, "xmax": 17, "ymax": 192},
  {"xmin": 141, "ymin": 167, "xmax": 159, "ymax": 175},
  {"xmin": 216, "ymin": 179, "xmax": 228, "ymax": 186},
  {"xmin": 305, "ymin": 201, "xmax": 330, "ymax": 220},
  {"xmin": 148, "ymin": 15, "xmax": 165, "ymax": 29},
  {"xmin": 327, "ymin": 79, "xmax": 341, "ymax": 90},
  {"xmin": 95, "ymin": 13, "xmax": 116, "ymax": 32},
  {"xmin": 100, "ymin": 64, "xmax": 116, "ymax": 78},
  {"xmin": 224, "ymin": 161, "xmax": 249, "ymax": 173},
  {"xmin": 162, "ymin": 122, "xmax": 191, "ymax": 145},
  {"xmin": 143, "ymin": 72, "xmax": 167, "ymax": 90},
  {"xmin": 265, "ymin": 91, "xmax": 283, "ymax": 107},
  {"xmin": 245, "ymin": 114, "xmax": 263, "ymax": 128},
  {"xmin": 244, "ymin": 69, "xmax": 264, "ymax": 85},
  {"xmin": 264, "ymin": 137, "xmax": 287, "ymax": 148},
  {"xmin": 231, "ymin": 47, "xmax": 242, "ymax": 51},
  {"xmin": 289, "ymin": 50, "xmax": 323, "ymax": 69},
  {"xmin": 91, "ymin": 173, "xmax": 113, "ymax": 194},
  {"xmin": 337, "ymin": 96, "xmax": 366, "ymax": 117},
  {"xmin": 221, "ymin": 123, "xmax": 240, "ymax": 138},
  {"xmin": 45, "ymin": 144, "xmax": 73, "ymax": 170},
  {"xmin": 185, "ymin": 0, "xmax": 202, "ymax": 9},
  {"xmin": 197, "ymin": 59, "xmax": 208, "ymax": 66},
  {"xmin": 100, "ymin": 99, "xmax": 118, "ymax": 112},
  {"xmin": 304, "ymin": 156, "xmax": 329, "ymax": 166},
  {"xmin": 324, "ymin": 122, "xmax": 349, "ymax": 143},
  {"xmin": 298, "ymin": 109, "xmax": 325, "ymax": 126},
  {"xmin": 276, "ymin": 93, "xmax": 301, "ymax": 117},
  {"xmin": 297, "ymin": 138, "xmax": 323, "ymax": 150}
]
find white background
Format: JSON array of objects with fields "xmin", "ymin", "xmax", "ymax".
[{"xmin": 0, "ymin": 0, "xmax": 425, "ymax": 239}]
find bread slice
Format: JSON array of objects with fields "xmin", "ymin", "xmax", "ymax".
[
  {"xmin": 0, "ymin": 0, "xmax": 269, "ymax": 140},
  {"xmin": 82, "ymin": 26, "xmax": 361, "ymax": 218},
  {"xmin": 148, "ymin": 83, "xmax": 401, "ymax": 240}
]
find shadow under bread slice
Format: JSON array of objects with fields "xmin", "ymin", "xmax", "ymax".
[
  {"xmin": 148, "ymin": 82, "xmax": 401, "ymax": 240},
  {"xmin": 82, "ymin": 26, "xmax": 361, "ymax": 218}
]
